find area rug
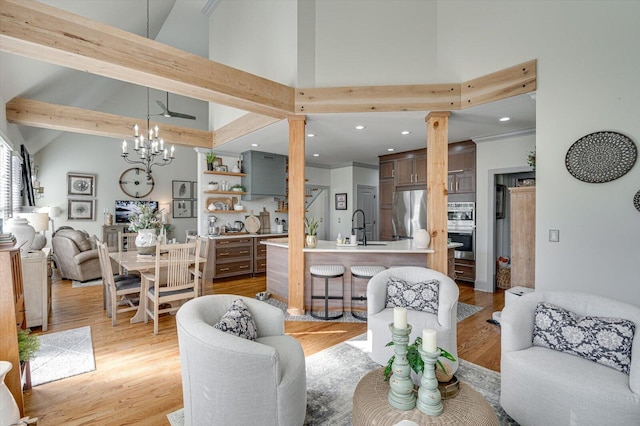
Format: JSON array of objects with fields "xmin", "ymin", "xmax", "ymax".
[
  {"xmin": 30, "ymin": 326, "xmax": 96, "ymax": 386},
  {"xmin": 71, "ymin": 278, "xmax": 102, "ymax": 288},
  {"xmin": 264, "ymin": 297, "xmax": 483, "ymax": 323},
  {"xmin": 168, "ymin": 334, "xmax": 516, "ymax": 426}
]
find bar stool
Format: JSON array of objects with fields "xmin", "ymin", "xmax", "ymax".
[
  {"xmin": 350, "ymin": 265, "xmax": 386, "ymax": 320},
  {"xmin": 310, "ymin": 264, "xmax": 345, "ymax": 320}
]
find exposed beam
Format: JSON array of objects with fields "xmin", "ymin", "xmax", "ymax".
[
  {"xmin": 213, "ymin": 114, "xmax": 281, "ymax": 148},
  {"xmin": 0, "ymin": 0, "xmax": 294, "ymax": 119},
  {"xmin": 296, "ymin": 84, "xmax": 461, "ymax": 114},
  {"xmin": 461, "ymin": 60, "xmax": 537, "ymax": 109},
  {"xmin": 6, "ymin": 98, "xmax": 212, "ymax": 148},
  {"xmin": 295, "ymin": 60, "xmax": 536, "ymax": 114}
]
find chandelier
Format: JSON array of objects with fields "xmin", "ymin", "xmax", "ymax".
[{"xmin": 120, "ymin": 0, "xmax": 175, "ymax": 179}]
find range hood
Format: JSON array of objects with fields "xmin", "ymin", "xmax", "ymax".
[{"xmin": 241, "ymin": 150, "xmax": 287, "ymax": 200}]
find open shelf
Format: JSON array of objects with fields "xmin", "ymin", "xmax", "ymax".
[
  {"xmin": 204, "ymin": 190, "xmax": 247, "ymax": 195},
  {"xmin": 204, "ymin": 210, "xmax": 247, "ymax": 214},
  {"xmin": 204, "ymin": 170, "xmax": 246, "ymax": 177}
]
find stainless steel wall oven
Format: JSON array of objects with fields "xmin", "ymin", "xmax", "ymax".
[{"xmin": 448, "ymin": 202, "xmax": 475, "ymax": 260}]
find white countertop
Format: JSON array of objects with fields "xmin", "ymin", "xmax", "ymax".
[
  {"xmin": 207, "ymin": 232, "xmax": 287, "ymax": 240},
  {"xmin": 262, "ymin": 239, "xmax": 463, "ymax": 253}
]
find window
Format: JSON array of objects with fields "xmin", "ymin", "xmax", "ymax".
[{"xmin": 0, "ymin": 137, "xmax": 22, "ymax": 223}]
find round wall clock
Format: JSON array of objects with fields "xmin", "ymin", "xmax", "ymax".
[
  {"xmin": 565, "ymin": 131, "xmax": 637, "ymax": 183},
  {"xmin": 634, "ymin": 189, "xmax": 640, "ymax": 213},
  {"xmin": 119, "ymin": 168, "xmax": 154, "ymax": 198}
]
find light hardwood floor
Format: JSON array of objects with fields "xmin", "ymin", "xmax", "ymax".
[{"xmin": 24, "ymin": 275, "xmax": 504, "ymax": 425}]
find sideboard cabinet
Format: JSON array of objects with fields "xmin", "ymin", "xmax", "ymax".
[{"xmin": 23, "ymin": 248, "xmax": 51, "ymax": 331}]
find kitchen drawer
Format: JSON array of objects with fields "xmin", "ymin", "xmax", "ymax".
[
  {"xmin": 215, "ymin": 260, "xmax": 253, "ymax": 276},
  {"xmin": 453, "ymin": 259, "xmax": 475, "ymax": 282},
  {"xmin": 215, "ymin": 245, "xmax": 252, "ymax": 260},
  {"xmin": 254, "ymin": 242, "xmax": 267, "ymax": 257},
  {"xmin": 254, "ymin": 258, "xmax": 267, "ymax": 273},
  {"xmin": 215, "ymin": 237, "xmax": 253, "ymax": 246}
]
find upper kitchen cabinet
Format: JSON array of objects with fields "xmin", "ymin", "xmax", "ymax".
[
  {"xmin": 395, "ymin": 151, "xmax": 427, "ymax": 186},
  {"xmin": 448, "ymin": 141, "xmax": 476, "ymax": 194},
  {"xmin": 241, "ymin": 151, "xmax": 287, "ymax": 200}
]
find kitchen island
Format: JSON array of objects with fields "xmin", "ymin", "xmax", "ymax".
[{"xmin": 263, "ymin": 238, "xmax": 462, "ymax": 314}]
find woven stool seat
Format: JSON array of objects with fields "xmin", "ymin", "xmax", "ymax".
[
  {"xmin": 309, "ymin": 264, "xmax": 345, "ymax": 320},
  {"xmin": 351, "ymin": 265, "xmax": 386, "ymax": 278},
  {"xmin": 310, "ymin": 264, "xmax": 345, "ymax": 277},
  {"xmin": 350, "ymin": 265, "xmax": 386, "ymax": 320}
]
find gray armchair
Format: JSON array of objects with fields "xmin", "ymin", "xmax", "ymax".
[
  {"xmin": 176, "ymin": 295, "xmax": 307, "ymax": 426},
  {"xmin": 51, "ymin": 227, "xmax": 101, "ymax": 282},
  {"xmin": 366, "ymin": 266, "xmax": 459, "ymax": 373},
  {"xmin": 501, "ymin": 291, "xmax": 640, "ymax": 425}
]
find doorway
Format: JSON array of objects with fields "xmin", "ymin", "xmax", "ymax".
[
  {"xmin": 356, "ymin": 184, "xmax": 378, "ymax": 240},
  {"xmin": 306, "ymin": 185, "xmax": 330, "ymax": 240}
]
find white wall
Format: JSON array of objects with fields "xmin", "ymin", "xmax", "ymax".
[{"xmin": 437, "ymin": 1, "xmax": 640, "ymax": 305}]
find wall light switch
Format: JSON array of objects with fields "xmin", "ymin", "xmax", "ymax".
[
  {"xmin": 338, "ymin": 218, "xmax": 341, "ymax": 223},
  {"xmin": 549, "ymin": 229, "xmax": 560, "ymax": 242}
]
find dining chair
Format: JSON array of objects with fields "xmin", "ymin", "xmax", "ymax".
[
  {"xmin": 142, "ymin": 240, "xmax": 200, "ymax": 334},
  {"xmin": 118, "ymin": 231, "xmax": 138, "ymax": 275},
  {"xmin": 97, "ymin": 240, "xmax": 141, "ymax": 326},
  {"xmin": 187, "ymin": 235, "xmax": 210, "ymax": 296}
]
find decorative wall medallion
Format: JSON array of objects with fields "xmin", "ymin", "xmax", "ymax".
[
  {"xmin": 634, "ymin": 190, "xmax": 640, "ymax": 213},
  {"xmin": 565, "ymin": 131, "xmax": 637, "ymax": 183}
]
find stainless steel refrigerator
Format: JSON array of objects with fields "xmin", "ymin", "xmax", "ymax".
[{"xmin": 392, "ymin": 190, "xmax": 427, "ymax": 240}]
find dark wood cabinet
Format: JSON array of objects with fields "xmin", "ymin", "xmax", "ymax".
[
  {"xmin": 253, "ymin": 236, "xmax": 269, "ymax": 274},
  {"xmin": 453, "ymin": 258, "xmax": 476, "ymax": 283},
  {"xmin": 379, "ymin": 208, "xmax": 394, "ymax": 241},
  {"xmin": 379, "ymin": 160, "xmax": 395, "ymax": 180},
  {"xmin": 395, "ymin": 154, "xmax": 427, "ymax": 186},
  {"xmin": 448, "ymin": 141, "xmax": 476, "ymax": 194},
  {"xmin": 208, "ymin": 237, "xmax": 253, "ymax": 279}
]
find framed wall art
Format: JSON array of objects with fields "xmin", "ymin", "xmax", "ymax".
[
  {"xmin": 68, "ymin": 199, "xmax": 96, "ymax": 220},
  {"xmin": 172, "ymin": 180, "xmax": 192, "ymax": 199},
  {"xmin": 173, "ymin": 200, "xmax": 192, "ymax": 218},
  {"xmin": 335, "ymin": 193, "xmax": 347, "ymax": 210},
  {"xmin": 496, "ymin": 184, "xmax": 506, "ymax": 219},
  {"xmin": 67, "ymin": 173, "xmax": 96, "ymax": 196}
]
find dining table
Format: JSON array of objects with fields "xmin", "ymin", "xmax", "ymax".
[{"xmin": 109, "ymin": 250, "xmax": 205, "ymax": 323}]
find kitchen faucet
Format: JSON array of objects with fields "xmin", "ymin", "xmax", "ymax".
[{"xmin": 351, "ymin": 209, "xmax": 367, "ymax": 246}]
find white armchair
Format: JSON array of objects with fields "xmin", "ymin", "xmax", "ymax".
[
  {"xmin": 366, "ymin": 267, "xmax": 459, "ymax": 373},
  {"xmin": 176, "ymin": 295, "xmax": 307, "ymax": 426},
  {"xmin": 501, "ymin": 291, "xmax": 640, "ymax": 426}
]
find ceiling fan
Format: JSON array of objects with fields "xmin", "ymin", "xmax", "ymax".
[{"xmin": 155, "ymin": 92, "xmax": 196, "ymax": 120}]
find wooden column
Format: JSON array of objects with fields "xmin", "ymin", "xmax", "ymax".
[
  {"xmin": 425, "ymin": 112, "xmax": 450, "ymax": 275},
  {"xmin": 287, "ymin": 115, "xmax": 306, "ymax": 315}
]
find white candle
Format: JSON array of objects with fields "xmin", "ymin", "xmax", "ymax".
[
  {"xmin": 163, "ymin": 149, "xmax": 168, "ymax": 160},
  {"xmin": 160, "ymin": 138, "xmax": 164, "ymax": 151},
  {"xmin": 133, "ymin": 124, "xmax": 139, "ymax": 137},
  {"xmin": 122, "ymin": 140, "xmax": 127, "ymax": 154},
  {"xmin": 170, "ymin": 145, "xmax": 175, "ymax": 158},
  {"xmin": 134, "ymin": 137, "xmax": 139, "ymax": 151},
  {"xmin": 393, "ymin": 307, "xmax": 407, "ymax": 329},
  {"xmin": 154, "ymin": 125, "xmax": 159, "ymax": 138},
  {"xmin": 422, "ymin": 329, "xmax": 437, "ymax": 353}
]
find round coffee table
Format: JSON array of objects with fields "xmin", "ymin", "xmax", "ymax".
[{"xmin": 353, "ymin": 369, "xmax": 499, "ymax": 426}]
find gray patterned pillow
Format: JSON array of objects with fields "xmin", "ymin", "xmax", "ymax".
[
  {"xmin": 532, "ymin": 302, "xmax": 635, "ymax": 375},
  {"xmin": 385, "ymin": 277, "xmax": 439, "ymax": 314},
  {"xmin": 213, "ymin": 299, "xmax": 257, "ymax": 341}
]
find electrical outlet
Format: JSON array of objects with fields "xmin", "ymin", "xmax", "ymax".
[
  {"xmin": 549, "ymin": 229, "xmax": 560, "ymax": 242},
  {"xmin": 338, "ymin": 218, "xmax": 341, "ymax": 223}
]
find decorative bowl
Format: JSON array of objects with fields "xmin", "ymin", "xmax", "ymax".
[
  {"xmin": 232, "ymin": 188, "xmax": 243, "ymax": 192},
  {"xmin": 234, "ymin": 205, "xmax": 244, "ymax": 211}
]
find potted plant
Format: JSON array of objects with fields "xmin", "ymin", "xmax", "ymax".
[
  {"xmin": 205, "ymin": 151, "xmax": 217, "ymax": 171},
  {"xmin": 527, "ymin": 149, "xmax": 536, "ymax": 171},
  {"xmin": 383, "ymin": 336, "xmax": 456, "ymax": 384},
  {"xmin": 128, "ymin": 202, "xmax": 163, "ymax": 255},
  {"xmin": 304, "ymin": 216, "xmax": 319, "ymax": 248},
  {"xmin": 18, "ymin": 329, "xmax": 40, "ymax": 363},
  {"xmin": 207, "ymin": 181, "xmax": 219, "ymax": 191},
  {"xmin": 230, "ymin": 184, "xmax": 246, "ymax": 192}
]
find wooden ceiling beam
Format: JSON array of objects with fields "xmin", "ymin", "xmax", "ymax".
[
  {"xmin": 213, "ymin": 113, "xmax": 281, "ymax": 148},
  {"xmin": 295, "ymin": 60, "xmax": 536, "ymax": 114},
  {"xmin": 6, "ymin": 98, "xmax": 212, "ymax": 149},
  {"xmin": 0, "ymin": 0, "xmax": 294, "ymax": 119}
]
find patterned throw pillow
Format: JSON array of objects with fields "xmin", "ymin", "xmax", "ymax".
[
  {"xmin": 213, "ymin": 299, "xmax": 257, "ymax": 341},
  {"xmin": 385, "ymin": 277, "xmax": 439, "ymax": 314},
  {"xmin": 532, "ymin": 302, "xmax": 635, "ymax": 375}
]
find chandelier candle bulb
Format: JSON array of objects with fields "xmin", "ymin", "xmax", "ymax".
[
  {"xmin": 171, "ymin": 145, "xmax": 175, "ymax": 157},
  {"xmin": 122, "ymin": 140, "xmax": 127, "ymax": 153},
  {"xmin": 394, "ymin": 307, "xmax": 407, "ymax": 329},
  {"xmin": 423, "ymin": 329, "xmax": 437, "ymax": 353},
  {"xmin": 163, "ymin": 149, "xmax": 168, "ymax": 160},
  {"xmin": 134, "ymin": 124, "xmax": 139, "ymax": 137},
  {"xmin": 154, "ymin": 125, "xmax": 159, "ymax": 138}
]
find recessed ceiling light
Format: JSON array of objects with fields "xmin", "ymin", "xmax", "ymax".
[
  {"xmin": 355, "ymin": 125, "xmax": 366, "ymax": 130},
  {"xmin": 499, "ymin": 117, "xmax": 510, "ymax": 122},
  {"xmin": 307, "ymin": 133, "xmax": 315, "ymax": 138},
  {"xmin": 313, "ymin": 153, "xmax": 319, "ymax": 157},
  {"xmin": 251, "ymin": 143, "xmax": 260, "ymax": 147},
  {"xmin": 387, "ymin": 148, "xmax": 395, "ymax": 152},
  {"xmin": 401, "ymin": 130, "xmax": 411, "ymax": 135}
]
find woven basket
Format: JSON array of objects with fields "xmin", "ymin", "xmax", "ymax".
[{"xmin": 497, "ymin": 266, "xmax": 511, "ymax": 289}]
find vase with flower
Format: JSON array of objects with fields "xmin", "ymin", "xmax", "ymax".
[
  {"xmin": 304, "ymin": 216, "xmax": 319, "ymax": 248},
  {"xmin": 128, "ymin": 202, "xmax": 163, "ymax": 255}
]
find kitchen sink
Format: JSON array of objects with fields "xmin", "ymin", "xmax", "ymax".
[{"xmin": 360, "ymin": 242, "xmax": 387, "ymax": 246}]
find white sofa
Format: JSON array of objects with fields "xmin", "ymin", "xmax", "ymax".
[
  {"xmin": 366, "ymin": 267, "xmax": 459, "ymax": 373},
  {"xmin": 501, "ymin": 291, "xmax": 640, "ymax": 426},
  {"xmin": 176, "ymin": 295, "xmax": 307, "ymax": 426}
]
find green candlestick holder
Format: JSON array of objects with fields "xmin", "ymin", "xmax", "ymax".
[
  {"xmin": 417, "ymin": 345, "xmax": 443, "ymax": 416},
  {"xmin": 387, "ymin": 323, "xmax": 416, "ymax": 411}
]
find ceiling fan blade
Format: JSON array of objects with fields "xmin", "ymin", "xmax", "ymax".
[
  {"xmin": 168, "ymin": 110, "xmax": 197, "ymax": 120},
  {"xmin": 156, "ymin": 100, "xmax": 168, "ymax": 113}
]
